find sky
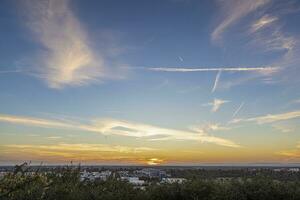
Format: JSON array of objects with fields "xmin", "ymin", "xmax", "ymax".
[{"xmin": 0, "ymin": 0, "xmax": 300, "ymax": 166}]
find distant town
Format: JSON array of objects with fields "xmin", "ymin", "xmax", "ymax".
[
  {"xmin": 2, "ymin": 164, "xmax": 300, "ymax": 199},
  {"xmin": 1, "ymin": 164, "xmax": 300, "ymax": 188}
]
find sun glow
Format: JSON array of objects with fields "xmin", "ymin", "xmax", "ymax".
[{"xmin": 147, "ymin": 158, "xmax": 163, "ymax": 166}]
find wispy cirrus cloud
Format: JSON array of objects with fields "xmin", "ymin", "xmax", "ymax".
[
  {"xmin": 0, "ymin": 113, "xmax": 241, "ymax": 148},
  {"xmin": 212, "ymin": 0, "xmax": 271, "ymax": 42},
  {"xmin": 251, "ymin": 15, "xmax": 278, "ymax": 32},
  {"xmin": 249, "ymin": 11, "xmax": 300, "ymax": 84},
  {"xmin": 21, "ymin": 0, "xmax": 127, "ymax": 89},
  {"xmin": 231, "ymin": 110, "xmax": 300, "ymax": 124},
  {"xmin": 251, "ymin": 15, "xmax": 296, "ymax": 54},
  {"xmin": 203, "ymin": 98, "xmax": 230, "ymax": 112},
  {"xmin": 211, "ymin": 0, "xmax": 300, "ymax": 87}
]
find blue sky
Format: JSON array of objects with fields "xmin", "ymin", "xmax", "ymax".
[{"xmin": 0, "ymin": 0, "xmax": 300, "ymax": 165}]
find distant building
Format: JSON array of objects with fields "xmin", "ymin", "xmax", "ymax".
[
  {"xmin": 118, "ymin": 170, "xmax": 129, "ymax": 177},
  {"xmin": 80, "ymin": 170, "xmax": 112, "ymax": 181},
  {"xmin": 139, "ymin": 168, "xmax": 167, "ymax": 179},
  {"xmin": 100, "ymin": 170, "xmax": 112, "ymax": 180},
  {"xmin": 161, "ymin": 178, "xmax": 186, "ymax": 184},
  {"xmin": 121, "ymin": 177, "xmax": 145, "ymax": 185},
  {"xmin": 288, "ymin": 168, "xmax": 299, "ymax": 172},
  {"xmin": 273, "ymin": 168, "xmax": 300, "ymax": 172}
]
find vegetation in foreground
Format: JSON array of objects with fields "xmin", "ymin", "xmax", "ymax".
[{"xmin": 1, "ymin": 165, "xmax": 300, "ymax": 200}]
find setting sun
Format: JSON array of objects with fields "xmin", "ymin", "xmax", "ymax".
[{"xmin": 147, "ymin": 158, "xmax": 164, "ymax": 166}]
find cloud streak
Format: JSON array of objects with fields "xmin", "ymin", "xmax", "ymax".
[
  {"xmin": 0, "ymin": 113, "xmax": 240, "ymax": 148},
  {"xmin": 1, "ymin": 143, "xmax": 159, "ymax": 164},
  {"xmin": 251, "ymin": 15, "xmax": 278, "ymax": 32},
  {"xmin": 292, "ymin": 99, "xmax": 300, "ymax": 104},
  {"xmin": 0, "ymin": 114, "xmax": 75, "ymax": 129},
  {"xmin": 232, "ymin": 110, "xmax": 300, "ymax": 124},
  {"xmin": 272, "ymin": 124, "xmax": 293, "ymax": 133},
  {"xmin": 277, "ymin": 142, "xmax": 300, "ymax": 160},
  {"xmin": 203, "ymin": 99, "xmax": 230, "ymax": 112},
  {"xmin": 4, "ymin": 143, "xmax": 157, "ymax": 154},
  {"xmin": 190, "ymin": 123, "xmax": 230, "ymax": 133}
]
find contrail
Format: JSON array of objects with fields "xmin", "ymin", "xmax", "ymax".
[
  {"xmin": 232, "ymin": 102, "xmax": 245, "ymax": 118},
  {"xmin": 147, "ymin": 66, "xmax": 278, "ymax": 72},
  {"xmin": 178, "ymin": 56, "xmax": 184, "ymax": 62},
  {"xmin": 0, "ymin": 70, "xmax": 24, "ymax": 74},
  {"xmin": 212, "ymin": 70, "xmax": 222, "ymax": 93}
]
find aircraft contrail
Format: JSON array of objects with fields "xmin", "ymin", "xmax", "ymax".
[
  {"xmin": 212, "ymin": 70, "xmax": 222, "ymax": 93},
  {"xmin": 232, "ymin": 102, "xmax": 245, "ymax": 118},
  {"xmin": 0, "ymin": 70, "xmax": 23, "ymax": 74},
  {"xmin": 147, "ymin": 66, "xmax": 278, "ymax": 72}
]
